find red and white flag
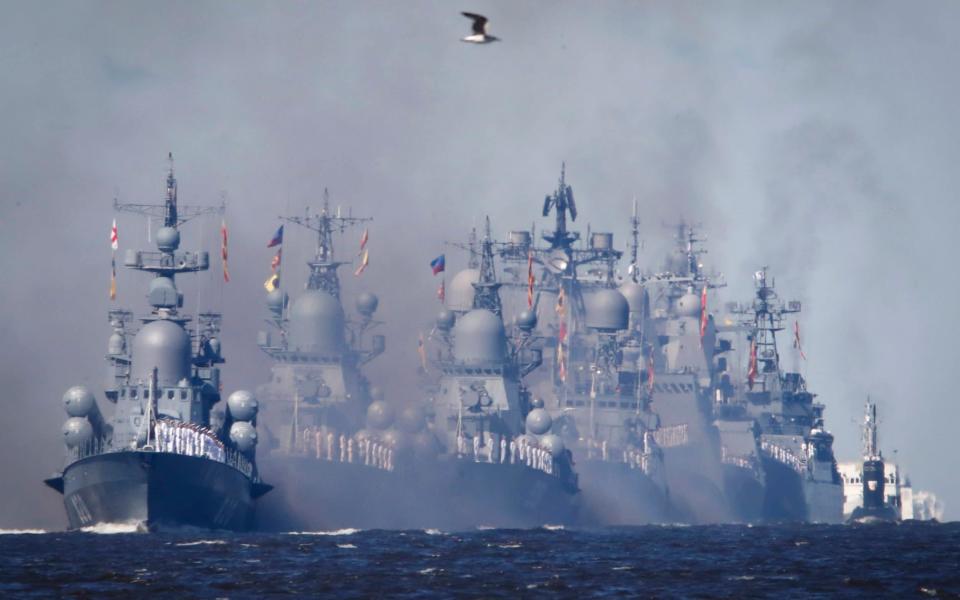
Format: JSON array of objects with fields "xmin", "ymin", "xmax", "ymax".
[
  {"xmin": 110, "ymin": 219, "xmax": 119, "ymax": 250},
  {"xmin": 699, "ymin": 285, "xmax": 708, "ymax": 339},
  {"xmin": 271, "ymin": 248, "xmax": 282, "ymax": 272},
  {"xmin": 793, "ymin": 321, "xmax": 807, "ymax": 361},
  {"xmin": 220, "ymin": 219, "xmax": 230, "ymax": 283},
  {"xmin": 437, "ymin": 279, "xmax": 445, "ymax": 303},
  {"xmin": 747, "ymin": 339, "xmax": 758, "ymax": 390},
  {"xmin": 526, "ymin": 251, "xmax": 535, "ymax": 308}
]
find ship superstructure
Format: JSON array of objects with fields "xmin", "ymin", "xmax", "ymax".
[
  {"xmin": 727, "ymin": 268, "xmax": 843, "ymax": 523},
  {"xmin": 492, "ymin": 167, "xmax": 670, "ymax": 524},
  {"xmin": 44, "ymin": 155, "xmax": 270, "ymax": 531}
]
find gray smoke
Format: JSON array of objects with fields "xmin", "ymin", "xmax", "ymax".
[{"xmin": 1, "ymin": 1, "xmax": 957, "ymax": 527}]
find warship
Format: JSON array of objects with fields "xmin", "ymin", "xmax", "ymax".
[
  {"xmin": 415, "ymin": 216, "xmax": 580, "ymax": 528},
  {"xmin": 494, "ymin": 167, "xmax": 671, "ymax": 525},
  {"xmin": 253, "ymin": 194, "xmax": 405, "ymax": 530},
  {"xmin": 725, "ymin": 268, "xmax": 843, "ymax": 523},
  {"xmin": 845, "ymin": 400, "xmax": 900, "ymax": 523},
  {"xmin": 640, "ymin": 224, "xmax": 768, "ymax": 523},
  {"xmin": 44, "ymin": 155, "xmax": 271, "ymax": 531}
]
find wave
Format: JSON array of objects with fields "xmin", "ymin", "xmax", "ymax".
[
  {"xmin": 423, "ymin": 529, "xmax": 444, "ymax": 536},
  {"xmin": 287, "ymin": 528, "xmax": 361, "ymax": 536},
  {"xmin": 0, "ymin": 529, "xmax": 47, "ymax": 535},
  {"xmin": 79, "ymin": 522, "xmax": 142, "ymax": 534},
  {"xmin": 175, "ymin": 540, "xmax": 227, "ymax": 547},
  {"xmin": 336, "ymin": 543, "xmax": 357, "ymax": 549},
  {"xmin": 542, "ymin": 524, "xmax": 565, "ymax": 531}
]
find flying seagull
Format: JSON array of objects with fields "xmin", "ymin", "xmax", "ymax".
[{"xmin": 461, "ymin": 12, "xmax": 499, "ymax": 44}]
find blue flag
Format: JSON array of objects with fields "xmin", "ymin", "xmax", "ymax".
[
  {"xmin": 267, "ymin": 225, "xmax": 284, "ymax": 248},
  {"xmin": 430, "ymin": 254, "xmax": 445, "ymax": 275}
]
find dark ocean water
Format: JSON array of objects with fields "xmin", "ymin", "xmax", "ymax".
[{"xmin": 1, "ymin": 522, "xmax": 958, "ymax": 598}]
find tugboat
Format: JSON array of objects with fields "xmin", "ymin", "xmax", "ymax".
[{"xmin": 44, "ymin": 155, "xmax": 270, "ymax": 531}]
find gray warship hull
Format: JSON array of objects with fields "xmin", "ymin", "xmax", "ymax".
[
  {"xmin": 722, "ymin": 464, "xmax": 765, "ymax": 523},
  {"xmin": 45, "ymin": 451, "xmax": 266, "ymax": 531},
  {"xmin": 258, "ymin": 454, "xmax": 579, "ymax": 530},
  {"xmin": 760, "ymin": 457, "xmax": 842, "ymax": 523},
  {"xmin": 575, "ymin": 459, "xmax": 669, "ymax": 525}
]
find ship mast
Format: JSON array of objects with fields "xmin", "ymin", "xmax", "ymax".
[
  {"xmin": 862, "ymin": 398, "xmax": 880, "ymax": 460},
  {"xmin": 471, "ymin": 216, "xmax": 503, "ymax": 316},
  {"xmin": 279, "ymin": 189, "xmax": 372, "ymax": 300}
]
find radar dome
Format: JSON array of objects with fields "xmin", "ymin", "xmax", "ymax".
[
  {"xmin": 382, "ymin": 428, "xmax": 410, "ymax": 451},
  {"xmin": 63, "ymin": 386, "xmax": 95, "ymax": 418},
  {"xmin": 540, "ymin": 434, "xmax": 566, "ymax": 458},
  {"xmin": 266, "ymin": 289, "xmax": 287, "ymax": 312},
  {"xmin": 155, "ymin": 226, "xmax": 180, "ymax": 252},
  {"xmin": 436, "ymin": 310, "xmax": 456, "ymax": 332},
  {"xmin": 413, "ymin": 431, "xmax": 442, "ymax": 458},
  {"xmin": 452, "ymin": 309, "xmax": 506, "ymax": 366},
  {"xmin": 584, "ymin": 289, "xmax": 629, "ymax": 331},
  {"xmin": 530, "ymin": 397, "xmax": 545, "ymax": 409},
  {"xmin": 227, "ymin": 390, "xmax": 258, "ymax": 422},
  {"xmin": 618, "ymin": 282, "xmax": 646, "ymax": 315},
  {"xmin": 676, "ymin": 292, "xmax": 701, "ymax": 318},
  {"xmin": 366, "ymin": 400, "xmax": 395, "ymax": 430},
  {"xmin": 369, "ymin": 386, "xmax": 384, "ymax": 402},
  {"xmin": 525, "ymin": 408, "xmax": 552, "ymax": 435},
  {"xmin": 397, "ymin": 404, "xmax": 426, "ymax": 433},
  {"xmin": 131, "ymin": 319, "xmax": 192, "ymax": 386},
  {"xmin": 515, "ymin": 309, "xmax": 537, "ymax": 331},
  {"xmin": 288, "ymin": 290, "xmax": 345, "ymax": 354},
  {"xmin": 62, "ymin": 417, "xmax": 93, "ymax": 448},
  {"xmin": 447, "ymin": 268, "xmax": 480, "ymax": 312},
  {"xmin": 230, "ymin": 421, "xmax": 258, "ymax": 454},
  {"xmin": 355, "ymin": 292, "xmax": 379, "ymax": 317}
]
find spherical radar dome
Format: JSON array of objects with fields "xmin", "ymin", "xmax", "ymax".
[
  {"xmin": 676, "ymin": 292, "xmax": 701, "ymax": 318},
  {"xmin": 355, "ymin": 292, "xmax": 379, "ymax": 317},
  {"xmin": 618, "ymin": 282, "xmax": 647, "ymax": 315},
  {"xmin": 63, "ymin": 386, "xmax": 95, "ymax": 418},
  {"xmin": 526, "ymin": 408, "xmax": 552, "ymax": 435},
  {"xmin": 131, "ymin": 319, "xmax": 192, "ymax": 386},
  {"xmin": 288, "ymin": 290, "xmax": 345, "ymax": 353},
  {"xmin": 62, "ymin": 417, "xmax": 93, "ymax": 448},
  {"xmin": 366, "ymin": 400, "xmax": 395, "ymax": 430},
  {"xmin": 230, "ymin": 421, "xmax": 258, "ymax": 454},
  {"xmin": 584, "ymin": 289, "xmax": 629, "ymax": 331},
  {"xmin": 453, "ymin": 309, "xmax": 506, "ymax": 366},
  {"xmin": 447, "ymin": 269, "xmax": 480, "ymax": 312},
  {"xmin": 227, "ymin": 390, "xmax": 259, "ymax": 422}
]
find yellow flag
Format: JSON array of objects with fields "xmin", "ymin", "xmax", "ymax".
[
  {"xmin": 264, "ymin": 273, "xmax": 279, "ymax": 292},
  {"xmin": 354, "ymin": 249, "xmax": 370, "ymax": 277}
]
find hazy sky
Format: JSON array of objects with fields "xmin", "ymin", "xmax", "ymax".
[{"xmin": 2, "ymin": 1, "xmax": 958, "ymax": 527}]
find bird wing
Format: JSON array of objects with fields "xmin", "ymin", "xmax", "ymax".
[{"xmin": 461, "ymin": 12, "xmax": 488, "ymax": 35}]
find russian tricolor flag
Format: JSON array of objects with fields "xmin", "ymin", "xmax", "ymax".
[
  {"xmin": 430, "ymin": 254, "xmax": 445, "ymax": 275},
  {"xmin": 267, "ymin": 225, "xmax": 284, "ymax": 248}
]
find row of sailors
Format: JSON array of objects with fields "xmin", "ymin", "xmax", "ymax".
[
  {"xmin": 761, "ymin": 440, "xmax": 807, "ymax": 473},
  {"xmin": 651, "ymin": 424, "xmax": 689, "ymax": 448},
  {"xmin": 456, "ymin": 434, "xmax": 555, "ymax": 476},
  {"xmin": 154, "ymin": 419, "xmax": 226, "ymax": 463},
  {"xmin": 584, "ymin": 439, "xmax": 654, "ymax": 473},
  {"xmin": 296, "ymin": 427, "xmax": 395, "ymax": 472}
]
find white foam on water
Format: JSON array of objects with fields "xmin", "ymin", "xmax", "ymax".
[
  {"xmin": 419, "ymin": 567, "xmax": 438, "ymax": 575},
  {"xmin": 336, "ymin": 543, "xmax": 357, "ymax": 549},
  {"xmin": 0, "ymin": 529, "xmax": 47, "ymax": 535},
  {"xmin": 476, "ymin": 525, "xmax": 496, "ymax": 530},
  {"xmin": 79, "ymin": 522, "xmax": 142, "ymax": 534},
  {"xmin": 287, "ymin": 528, "xmax": 361, "ymax": 536},
  {"xmin": 423, "ymin": 529, "xmax": 444, "ymax": 536},
  {"xmin": 542, "ymin": 524, "xmax": 565, "ymax": 531},
  {"xmin": 175, "ymin": 540, "xmax": 227, "ymax": 547},
  {"xmin": 498, "ymin": 543, "xmax": 522, "ymax": 549}
]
